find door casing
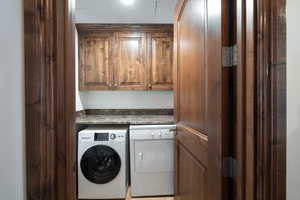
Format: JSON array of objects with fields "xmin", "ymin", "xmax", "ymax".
[
  {"xmin": 236, "ymin": 0, "xmax": 286, "ymax": 199},
  {"xmin": 24, "ymin": 0, "xmax": 76, "ymax": 199},
  {"xmin": 24, "ymin": 0, "xmax": 286, "ymax": 199}
]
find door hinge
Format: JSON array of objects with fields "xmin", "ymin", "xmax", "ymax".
[
  {"xmin": 223, "ymin": 157, "xmax": 237, "ymax": 179},
  {"xmin": 222, "ymin": 45, "xmax": 237, "ymax": 67}
]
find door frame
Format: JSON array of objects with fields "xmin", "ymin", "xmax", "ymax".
[
  {"xmin": 24, "ymin": 0, "xmax": 286, "ymax": 200},
  {"xmin": 24, "ymin": 0, "xmax": 76, "ymax": 199},
  {"xmin": 236, "ymin": 0, "xmax": 286, "ymax": 199}
]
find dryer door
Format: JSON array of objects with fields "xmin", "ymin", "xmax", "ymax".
[
  {"xmin": 134, "ymin": 140, "xmax": 174, "ymax": 173},
  {"xmin": 80, "ymin": 145, "xmax": 121, "ymax": 184}
]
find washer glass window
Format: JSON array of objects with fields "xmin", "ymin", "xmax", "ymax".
[{"xmin": 80, "ymin": 145, "xmax": 121, "ymax": 184}]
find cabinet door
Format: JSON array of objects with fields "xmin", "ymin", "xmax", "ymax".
[
  {"xmin": 79, "ymin": 34, "xmax": 112, "ymax": 90},
  {"xmin": 114, "ymin": 32, "xmax": 147, "ymax": 90},
  {"xmin": 149, "ymin": 32, "xmax": 173, "ymax": 90}
]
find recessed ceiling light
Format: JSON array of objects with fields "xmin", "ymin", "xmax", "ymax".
[{"xmin": 120, "ymin": 0, "xmax": 135, "ymax": 6}]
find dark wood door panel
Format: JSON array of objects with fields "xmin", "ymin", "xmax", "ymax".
[
  {"xmin": 176, "ymin": 144, "xmax": 207, "ymax": 200},
  {"xmin": 175, "ymin": 125, "xmax": 208, "ymax": 200},
  {"xmin": 174, "ymin": 0, "xmax": 232, "ymax": 200},
  {"xmin": 177, "ymin": 0, "xmax": 207, "ymax": 134},
  {"xmin": 176, "ymin": 124, "xmax": 208, "ymax": 165}
]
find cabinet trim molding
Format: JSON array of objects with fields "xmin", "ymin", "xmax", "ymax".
[{"xmin": 76, "ymin": 24, "xmax": 173, "ymax": 33}]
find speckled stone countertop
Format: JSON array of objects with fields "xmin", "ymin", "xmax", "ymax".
[
  {"xmin": 76, "ymin": 109, "xmax": 175, "ymax": 125},
  {"xmin": 76, "ymin": 115, "xmax": 175, "ymax": 125}
]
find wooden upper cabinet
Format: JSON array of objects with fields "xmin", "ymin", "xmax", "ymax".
[
  {"xmin": 114, "ymin": 32, "xmax": 147, "ymax": 90},
  {"xmin": 77, "ymin": 24, "xmax": 173, "ymax": 91},
  {"xmin": 149, "ymin": 32, "xmax": 173, "ymax": 90},
  {"xmin": 79, "ymin": 33, "xmax": 112, "ymax": 90}
]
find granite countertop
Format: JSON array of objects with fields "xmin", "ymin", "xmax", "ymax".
[
  {"xmin": 76, "ymin": 109, "xmax": 175, "ymax": 125},
  {"xmin": 76, "ymin": 114, "xmax": 175, "ymax": 125}
]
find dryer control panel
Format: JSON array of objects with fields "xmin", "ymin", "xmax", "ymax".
[{"xmin": 130, "ymin": 125, "xmax": 176, "ymax": 140}]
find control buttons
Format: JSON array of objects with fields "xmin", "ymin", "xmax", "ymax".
[
  {"xmin": 110, "ymin": 133, "xmax": 116, "ymax": 140},
  {"xmin": 150, "ymin": 131, "xmax": 164, "ymax": 138}
]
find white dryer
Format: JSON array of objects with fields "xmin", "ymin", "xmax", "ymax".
[
  {"xmin": 130, "ymin": 125, "xmax": 176, "ymax": 197},
  {"xmin": 78, "ymin": 126, "xmax": 129, "ymax": 199}
]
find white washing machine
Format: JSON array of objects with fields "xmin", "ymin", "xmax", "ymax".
[
  {"xmin": 130, "ymin": 125, "xmax": 176, "ymax": 197},
  {"xmin": 78, "ymin": 126, "xmax": 129, "ymax": 199}
]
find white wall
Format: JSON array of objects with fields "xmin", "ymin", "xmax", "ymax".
[
  {"xmin": 79, "ymin": 91, "xmax": 174, "ymax": 109},
  {"xmin": 75, "ymin": 30, "xmax": 84, "ymax": 111},
  {"xmin": 0, "ymin": 0, "xmax": 25, "ymax": 200},
  {"xmin": 76, "ymin": 0, "xmax": 177, "ymax": 23},
  {"xmin": 287, "ymin": 1, "xmax": 300, "ymax": 200}
]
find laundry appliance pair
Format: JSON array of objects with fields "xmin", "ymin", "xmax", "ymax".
[{"xmin": 78, "ymin": 125, "xmax": 176, "ymax": 199}]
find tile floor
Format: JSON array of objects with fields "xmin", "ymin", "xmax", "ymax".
[
  {"xmin": 130, "ymin": 198, "xmax": 174, "ymax": 200},
  {"xmin": 126, "ymin": 187, "xmax": 174, "ymax": 200}
]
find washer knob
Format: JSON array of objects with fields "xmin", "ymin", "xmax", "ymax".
[{"xmin": 110, "ymin": 133, "xmax": 116, "ymax": 140}]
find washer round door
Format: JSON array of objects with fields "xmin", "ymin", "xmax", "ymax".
[{"xmin": 80, "ymin": 145, "xmax": 121, "ymax": 184}]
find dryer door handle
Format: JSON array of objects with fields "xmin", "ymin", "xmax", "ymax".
[{"xmin": 138, "ymin": 152, "xmax": 144, "ymax": 160}]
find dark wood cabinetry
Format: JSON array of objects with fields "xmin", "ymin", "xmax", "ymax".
[
  {"xmin": 79, "ymin": 33, "xmax": 113, "ymax": 90},
  {"xmin": 149, "ymin": 32, "xmax": 173, "ymax": 90},
  {"xmin": 77, "ymin": 24, "xmax": 173, "ymax": 91},
  {"xmin": 115, "ymin": 32, "xmax": 147, "ymax": 90}
]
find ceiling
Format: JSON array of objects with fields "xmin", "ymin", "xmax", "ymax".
[{"xmin": 75, "ymin": 0, "xmax": 178, "ymax": 24}]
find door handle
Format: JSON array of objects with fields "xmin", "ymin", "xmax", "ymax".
[{"xmin": 138, "ymin": 152, "xmax": 143, "ymax": 160}]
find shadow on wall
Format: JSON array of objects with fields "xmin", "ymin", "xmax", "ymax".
[{"xmin": 287, "ymin": 109, "xmax": 300, "ymax": 200}]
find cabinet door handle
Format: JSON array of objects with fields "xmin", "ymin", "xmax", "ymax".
[
  {"xmin": 108, "ymin": 83, "xmax": 112, "ymax": 87},
  {"xmin": 148, "ymin": 83, "xmax": 152, "ymax": 89}
]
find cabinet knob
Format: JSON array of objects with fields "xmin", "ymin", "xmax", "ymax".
[{"xmin": 148, "ymin": 83, "xmax": 152, "ymax": 88}]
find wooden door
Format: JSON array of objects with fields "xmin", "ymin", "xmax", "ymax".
[
  {"xmin": 79, "ymin": 33, "xmax": 112, "ymax": 90},
  {"xmin": 174, "ymin": 0, "xmax": 232, "ymax": 200},
  {"xmin": 114, "ymin": 32, "xmax": 147, "ymax": 90},
  {"xmin": 149, "ymin": 32, "xmax": 173, "ymax": 90}
]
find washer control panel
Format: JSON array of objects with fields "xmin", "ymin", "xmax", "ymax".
[
  {"xmin": 79, "ymin": 130, "xmax": 126, "ymax": 142},
  {"xmin": 94, "ymin": 132, "xmax": 109, "ymax": 141}
]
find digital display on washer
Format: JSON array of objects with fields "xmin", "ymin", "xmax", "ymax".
[{"xmin": 94, "ymin": 133, "xmax": 109, "ymax": 141}]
